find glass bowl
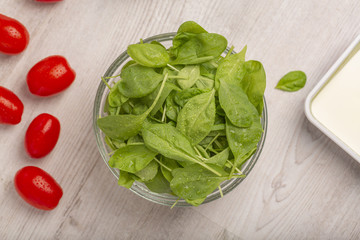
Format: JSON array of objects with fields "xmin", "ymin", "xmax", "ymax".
[{"xmin": 93, "ymin": 33, "xmax": 268, "ymax": 207}]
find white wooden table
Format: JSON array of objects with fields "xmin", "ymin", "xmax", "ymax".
[{"xmin": 1, "ymin": 0, "xmax": 360, "ymax": 239}]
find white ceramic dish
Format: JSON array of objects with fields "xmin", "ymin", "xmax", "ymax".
[{"xmin": 305, "ymin": 34, "xmax": 360, "ymax": 163}]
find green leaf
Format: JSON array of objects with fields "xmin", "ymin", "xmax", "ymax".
[
  {"xmin": 165, "ymin": 91, "xmax": 179, "ymax": 122},
  {"xmin": 127, "ymin": 43, "xmax": 170, "ymax": 68},
  {"xmin": 195, "ymin": 76, "xmax": 214, "ymax": 90},
  {"xmin": 119, "ymin": 65, "xmax": 164, "ymax": 98},
  {"xmin": 109, "ymin": 145, "xmax": 157, "ymax": 173},
  {"xmin": 118, "ymin": 171, "xmax": 135, "ymax": 189},
  {"xmin": 98, "ymin": 74, "xmax": 168, "ymax": 140},
  {"xmin": 170, "ymin": 33, "xmax": 227, "ymax": 65},
  {"xmin": 134, "ymin": 160, "xmax": 159, "ymax": 182},
  {"xmin": 176, "ymin": 65, "xmax": 201, "ymax": 89},
  {"xmin": 108, "ymin": 81, "xmax": 129, "ymax": 108},
  {"xmin": 174, "ymin": 88, "xmax": 206, "ymax": 107},
  {"xmin": 275, "ymin": 71, "xmax": 306, "ymax": 92},
  {"xmin": 177, "ymin": 90, "xmax": 216, "ymax": 145},
  {"xmin": 177, "ymin": 21, "xmax": 208, "ymax": 34},
  {"xmin": 226, "ymin": 113, "xmax": 262, "ymax": 174},
  {"xmin": 160, "ymin": 157, "xmax": 180, "ymax": 182},
  {"xmin": 205, "ymin": 148, "xmax": 229, "ymax": 167},
  {"xmin": 142, "ymin": 122, "xmax": 198, "ymax": 163},
  {"xmin": 145, "ymin": 170, "xmax": 172, "ymax": 194},
  {"xmin": 142, "ymin": 122, "xmax": 222, "ymax": 176},
  {"xmin": 170, "ymin": 164, "xmax": 228, "ymax": 200},
  {"xmin": 185, "ymin": 197, "xmax": 206, "ymax": 206},
  {"xmin": 218, "ymin": 80, "xmax": 257, "ymax": 128},
  {"xmin": 97, "ymin": 114, "xmax": 146, "ymax": 140},
  {"xmin": 215, "ymin": 46, "xmax": 247, "ymax": 89},
  {"xmin": 241, "ymin": 60, "xmax": 266, "ymax": 115}
]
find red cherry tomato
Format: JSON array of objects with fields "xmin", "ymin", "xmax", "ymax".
[
  {"xmin": 0, "ymin": 14, "xmax": 30, "ymax": 55},
  {"xmin": 26, "ymin": 55, "xmax": 76, "ymax": 96},
  {"xmin": 14, "ymin": 166, "xmax": 63, "ymax": 210},
  {"xmin": 0, "ymin": 86, "xmax": 24, "ymax": 124},
  {"xmin": 25, "ymin": 113, "xmax": 60, "ymax": 158}
]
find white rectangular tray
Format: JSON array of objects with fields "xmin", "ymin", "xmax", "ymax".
[{"xmin": 304, "ymin": 34, "xmax": 360, "ymax": 163}]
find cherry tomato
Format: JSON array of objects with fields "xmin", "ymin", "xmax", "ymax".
[
  {"xmin": 26, "ymin": 55, "xmax": 76, "ymax": 96},
  {"xmin": 14, "ymin": 166, "xmax": 63, "ymax": 210},
  {"xmin": 0, "ymin": 14, "xmax": 30, "ymax": 55},
  {"xmin": 25, "ymin": 113, "xmax": 60, "ymax": 158},
  {"xmin": 0, "ymin": 86, "xmax": 24, "ymax": 125}
]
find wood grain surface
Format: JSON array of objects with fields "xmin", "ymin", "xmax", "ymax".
[{"xmin": 1, "ymin": 0, "xmax": 360, "ymax": 239}]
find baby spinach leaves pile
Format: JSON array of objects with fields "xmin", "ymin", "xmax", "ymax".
[{"xmin": 97, "ymin": 21, "xmax": 266, "ymax": 206}]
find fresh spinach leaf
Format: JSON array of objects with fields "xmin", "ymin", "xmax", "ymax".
[
  {"xmin": 165, "ymin": 91, "xmax": 179, "ymax": 121},
  {"xmin": 142, "ymin": 122, "xmax": 222, "ymax": 176},
  {"xmin": 160, "ymin": 157, "xmax": 180, "ymax": 182},
  {"xmin": 275, "ymin": 71, "xmax": 306, "ymax": 92},
  {"xmin": 118, "ymin": 170, "xmax": 135, "ymax": 189},
  {"xmin": 98, "ymin": 73, "xmax": 168, "ymax": 140},
  {"xmin": 215, "ymin": 46, "xmax": 247, "ymax": 89},
  {"xmin": 119, "ymin": 65, "xmax": 164, "ymax": 98},
  {"xmin": 171, "ymin": 33, "xmax": 227, "ymax": 65},
  {"xmin": 218, "ymin": 79, "xmax": 257, "ymax": 128},
  {"xmin": 176, "ymin": 65, "xmax": 201, "ymax": 89},
  {"xmin": 177, "ymin": 90, "xmax": 216, "ymax": 145},
  {"xmin": 145, "ymin": 170, "xmax": 172, "ymax": 194},
  {"xmin": 109, "ymin": 145, "xmax": 158, "ymax": 173},
  {"xmin": 185, "ymin": 197, "xmax": 206, "ymax": 206},
  {"xmin": 177, "ymin": 21, "xmax": 207, "ymax": 34},
  {"xmin": 170, "ymin": 164, "xmax": 228, "ymax": 200},
  {"xmin": 241, "ymin": 60, "xmax": 266, "ymax": 114},
  {"xmin": 127, "ymin": 43, "xmax": 170, "ymax": 68},
  {"xmin": 205, "ymin": 147, "xmax": 229, "ymax": 167},
  {"xmin": 226, "ymin": 114, "xmax": 262, "ymax": 175},
  {"xmin": 174, "ymin": 88, "xmax": 206, "ymax": 107},
  {"xmin": 134, "ymin": 160, "xmax": 159, "ymax": 181}
]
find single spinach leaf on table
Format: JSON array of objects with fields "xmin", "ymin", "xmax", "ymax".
[
  {"xmin": 127, "ymin": 43, "xmax": 169, "ymax": 68},
  {"xmin": 142, "ymin": 122, "xmax": 222, "ymax": 176},
  {"xmin": 177, "ymin": 89, "xmax": 216, "ymax": 145},
  {"xmin": 170, "ymin": 164, "xmax": 228, "ymax": 201},
  {"xmin": 275, "ymin": 71, "xmax": 306, "ymax": 92},
  {"xmin": 218, "ymin": 79, "xmax": 257, "ymax": 128},
  {"xmin": 134, "ymin": 160, "xmax": 159, "ymax": 182},
  {"xmin": 240, "ymin": 60, "xmax": 266, "ymax": 115},
  {"xmin": 109, "ymin": 144, "xmax": 158, "ymax": 173},
  {"xmin": 119, "ymin": 65, "xmax": 164, "ymax": 98}
]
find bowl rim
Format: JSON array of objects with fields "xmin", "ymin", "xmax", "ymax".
[{"xmin": 93, "ymin": 32, "xmax": 268, "ymax": 207}]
